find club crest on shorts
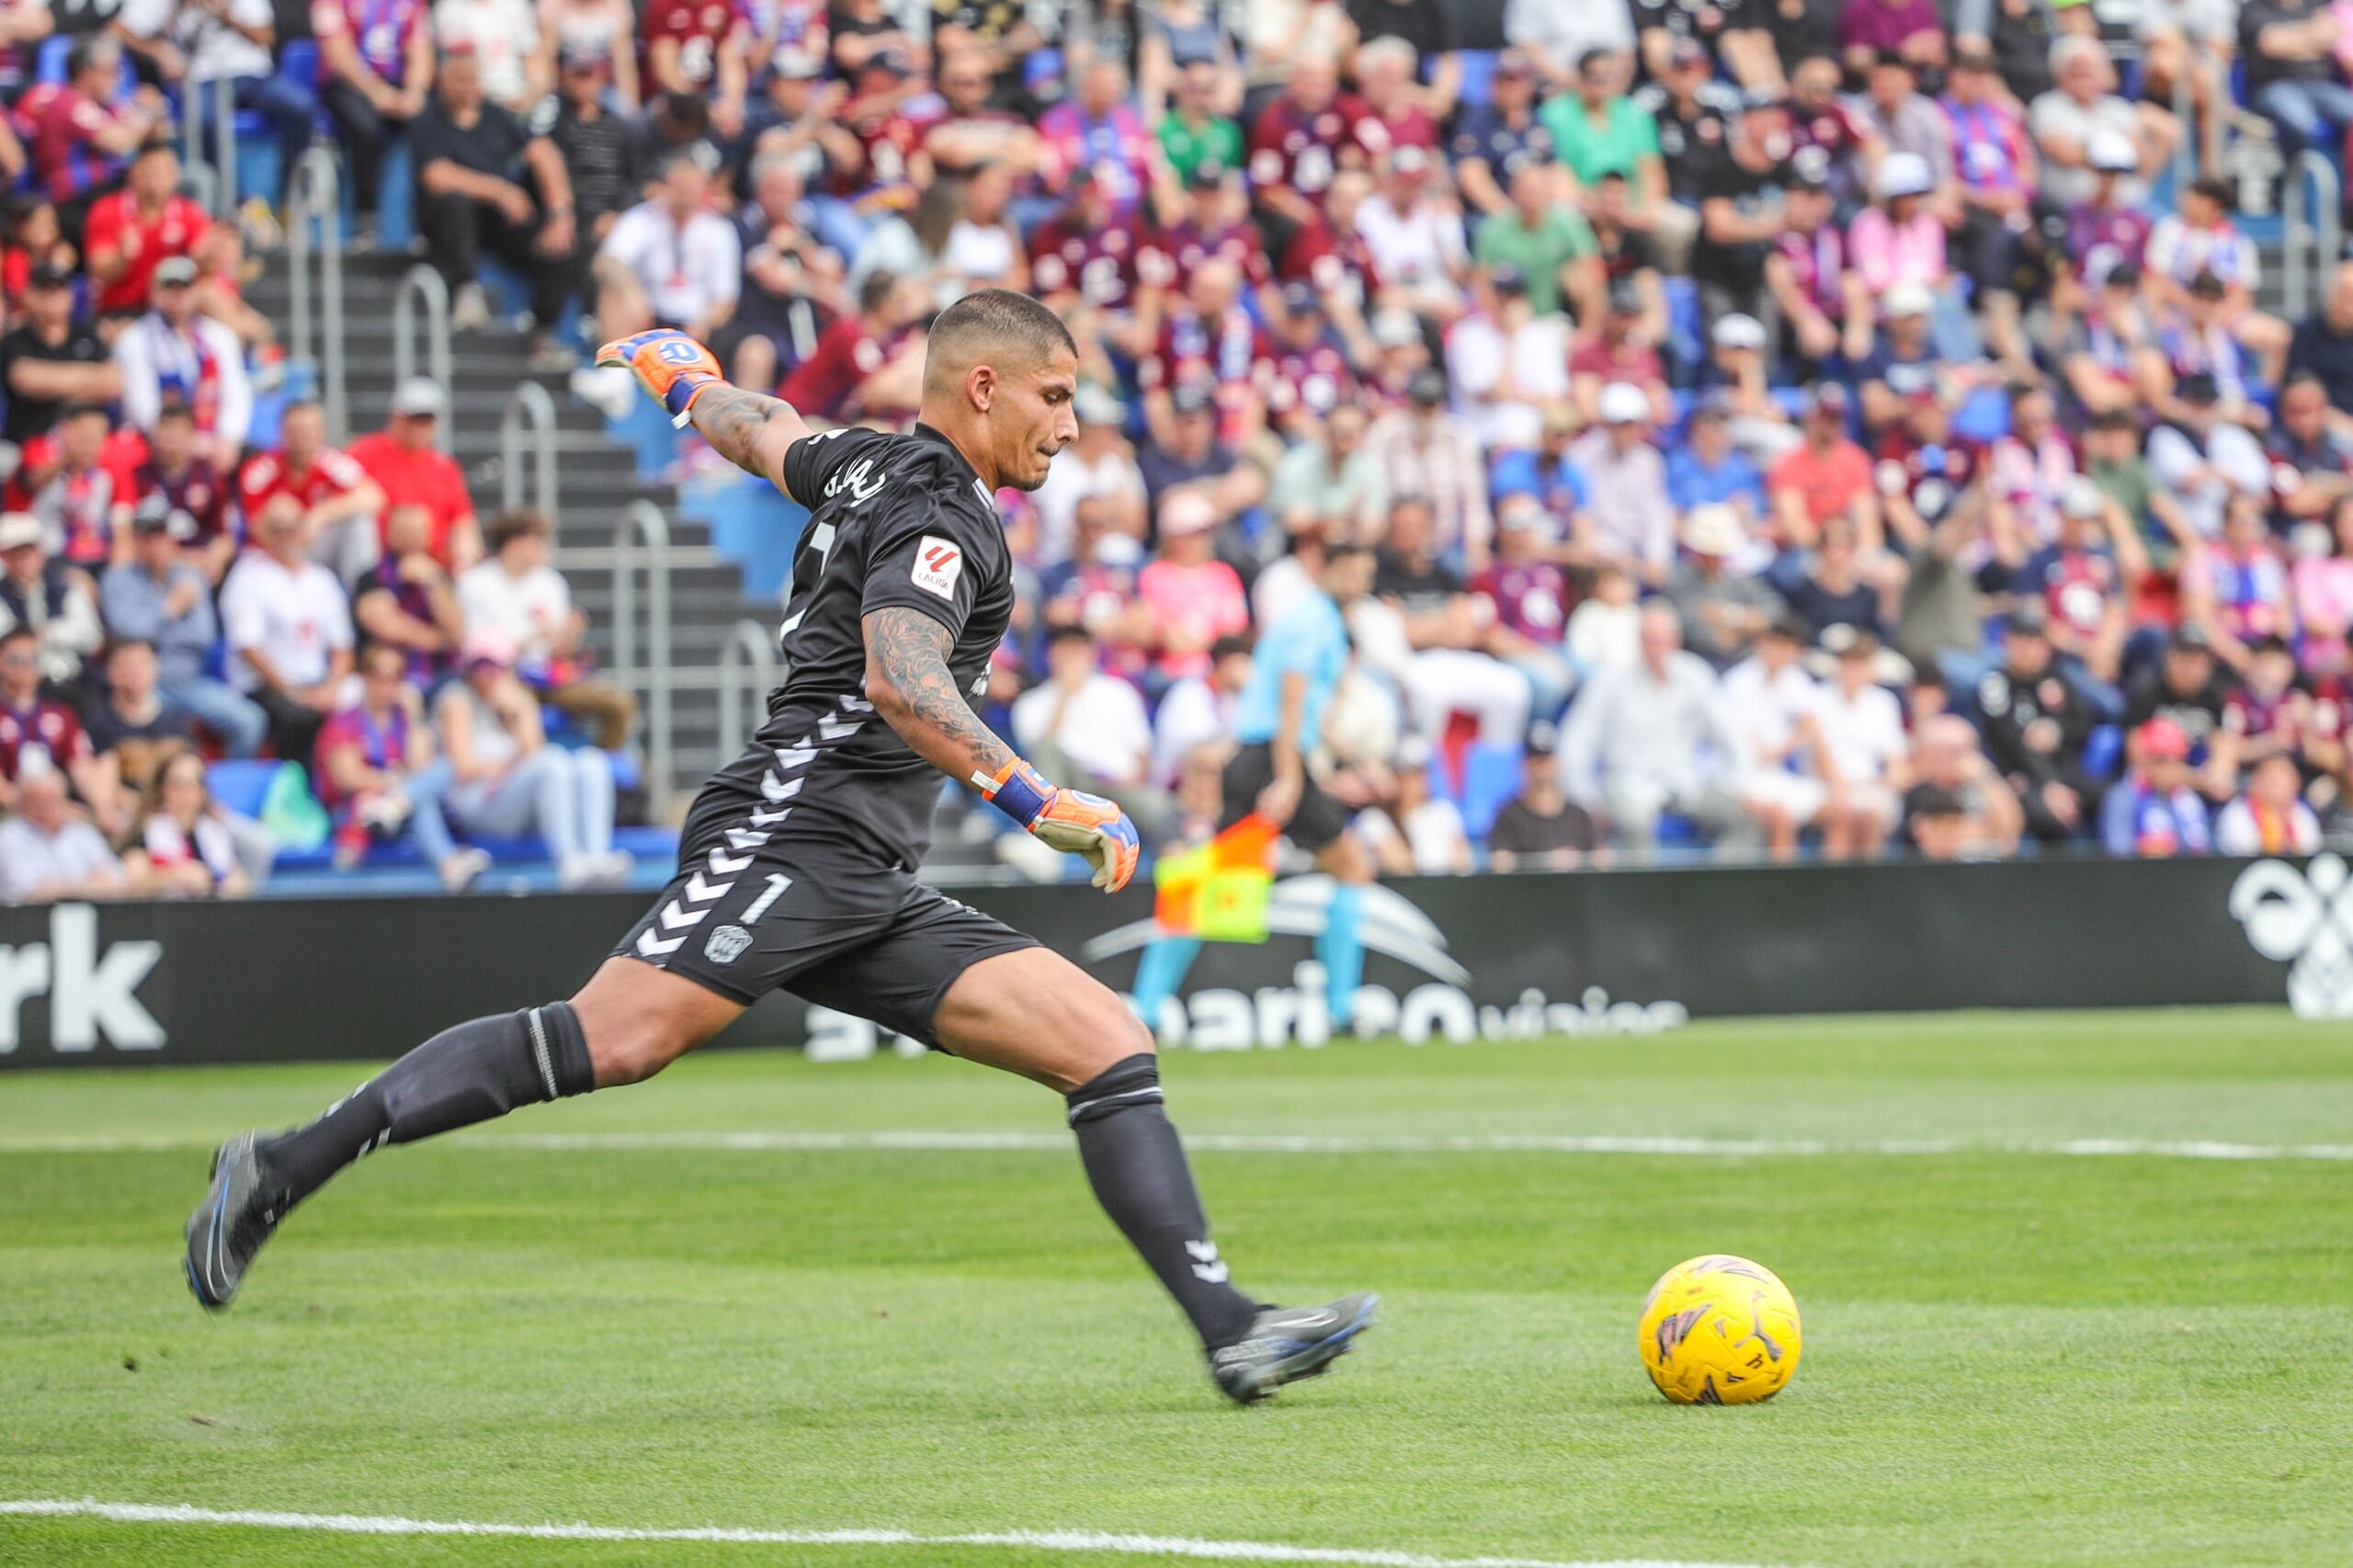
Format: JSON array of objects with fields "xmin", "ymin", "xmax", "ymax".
[{"xmin": 704, "ymin": 924, "xmax": 754, "ymax": 965}]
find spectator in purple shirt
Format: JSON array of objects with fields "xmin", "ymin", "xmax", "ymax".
[{"xmin": 1841, "ymin": 0, "xmax": 1948, "ymax": 76}]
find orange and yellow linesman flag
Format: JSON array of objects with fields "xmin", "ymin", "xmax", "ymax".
[{"xmin": 1153, "ymin": 812, "xmax": 1278, "ymax": 942}]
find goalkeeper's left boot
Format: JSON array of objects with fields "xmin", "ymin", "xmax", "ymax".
[
  {"xmin": 1209, "ymin": 1291, "xmax": 1379, "ymax": 1403},
  {"xmin": 184, "ymin": 1131, "xmax": 286, "ymax": 1310}
]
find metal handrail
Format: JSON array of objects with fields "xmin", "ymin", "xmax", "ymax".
[
  {"xmin": 613, "ymin": 501, "xmax": 675, "ymax": 816},
  {"xmin": 284, "ymin": 149, "xmax": 348, "ymax": 443},
  {"xmin": 2283, "ymin": 150, "xmax": 2343, "ymax": 321},
  {"xmin": 499, "ymin": 381, "xmax": 560, "ymax": 518},
  {"xmin": 2172, "ymin": 68, "xmax": 2195, "ymax": 200},
  {"xmin": 716, "ymin": 619, "xmax": 779, "ymax": 759},
  {"xmin": 179, "ymin": 76, "xmax": 236, "ymax": 215},
  {"xmin": 392, "ymin": 265, "xmax": 454, "ymax": 451}
]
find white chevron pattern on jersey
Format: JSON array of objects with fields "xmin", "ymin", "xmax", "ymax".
[{"xmin": 633, "ymin": 697, "xmax": 870, "ymax": 962}]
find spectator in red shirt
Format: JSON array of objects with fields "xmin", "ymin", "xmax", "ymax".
[
  {"xmin": 0, "ymin": 622, "xmax": 119, "ymax": 831},
  {"xmin": 774, "ymin": 269, "xmax": 928, "ymax": 421},
  {"xmin": 1352, "ymin": 37, "xmax": 1437, "ymax": 154},
  {"xmin": 238, "ymin": 399, "xmax": 388, "ymax": 585},
  {"xmin": 1768, "ymin": 383, "xmax": 1881, "ymax": 556},
  {"xmin": 344, "ymin": 378, "xmax": 481, "ymax": 570},
  {"xmin": 28, "ymin": 38, "xmax": 167, "ymax": 232},
  {"xmin": 1247, "ymin": 54, "xmax": 1378, "ymax": 244},
  {"xmin": 642, "ymin": 0, "xmax": 752, "ymax": 135},
  {"xmin": 82, "ymin": 139, "xmax": 207, "ymax": 319}
]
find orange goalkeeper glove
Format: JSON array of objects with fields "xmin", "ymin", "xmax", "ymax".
[
  {"xmin": 595, "ymin": 328, "xmax": 726, "ymax": 426},
  {"xmin": 974, "ymin": 758, "xmax": 1142, "ymax": 893}
]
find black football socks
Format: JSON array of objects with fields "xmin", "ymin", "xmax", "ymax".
[
  {"xmin": 257, "ymin": 1003, "xmax": 597, "ymax": 1207},
  {"xmin": 1065, "ymin": 1052, "xmax": 1259, "ymax": 1349}
]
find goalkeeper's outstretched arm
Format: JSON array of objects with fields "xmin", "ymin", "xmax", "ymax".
[{"xmin": 689, "ymin": 383, "xmax": 813, "ymax": 491}]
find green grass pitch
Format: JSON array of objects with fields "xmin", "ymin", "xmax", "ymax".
[{"xmin": 5, "ymin": 1008, "xmax": 2352, "ymax": 1567}]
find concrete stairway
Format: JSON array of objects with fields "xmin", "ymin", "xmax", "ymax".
[{"xmin": 247, "ymin": 245, "xmax": 786, "ymax": 809}]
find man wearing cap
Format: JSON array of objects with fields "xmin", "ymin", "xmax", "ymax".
[
  {"xmin": 83, "ymin": 140, "xmax": 208, "ymax": 320},
  {"xmin": 112, "ymin": 255, "xmax": 252, "ymax": 472},
  {"xmin": 1853, "ymin": 282, "xmax": 1947, "ymax": 437},
  {"xmin": 313, "ymin": 0, "xmax": 435, "ymax": 225},
  {"xmin": 411, "ymin": 47, "xmax": 579, "ymax": 338},
  {"xmin": 2099, "ymin": 717, "xmax": 2211, "ymax": 856},
  {"xmin": 1639, "ymin": 38, "xmax": 1738, "ymax": 209},
  {"xmin": 2061, "ymin": 130, "xmax": 2154, "ymax": 290},
  {"xmin": 540, "ymin": 40, "xmax": 642, "ymax": 258},
  {"xmin": 1485, "ymin": 725, "xmax": 1601, "ymax": 871},
  {"xmin": 347, "ymin": 379, "xmax": 482, "ymax": 571},
  {"xmin": 1687, "ymin": 87, "xmax": 1798, "ymax": 321},
  {"xmin": 1665, "ymin": 502, "xmax": 1782, "ymax": 665},
  {"xmin": 0, "ymin": 261, "xmax": 119, "ymax": 448},
  {"xmin": 1449, "ymin": 50, "xmax": 1556, "ymax": 220},
  {"xmin": 101, "ymin": 496, "xmax": 267, "ymax": 756},
  {"xmin": 1262, "ymin": 282, "xmax": 1364, "ymax": 434},
  {"xmin": 2029, "ymin": 35, "xmax": 2172, "ymax": 208},
  {"xmin": 0, "ymin": 511, "xmax": 103, "ymax": 691},
  {"xmin": 1470, "ymin": 156, "xmax": 1600, "ymax": 320},
  {"xmin": 1974, "ymin": 599, "xmax": 2105, "ymax": 841},
  {"xmin": 1567, "ymin": 381, "xmax": 1676, "ymax": 582}
]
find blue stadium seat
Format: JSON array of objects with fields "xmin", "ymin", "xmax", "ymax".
[
  {"xmin": 2084, "ymin": 724, "xmax": 2123, "ymax": 782},
  {"xmin": 1450, "ymin": 50, "xmax": 1500, "ymax": 111},
  {"xmin": 206, "ymin": 758, "xmax": 282, "ymax": 819},
  {"xmin": 1952, "ymin": 384, "xmax": 2011, "ymax": 444},
  {"xmin": 1663, "ymin": 277, "xmax": 1703, "ymax": 373},
  {"xmin": 1459, "ymin": 739, "xmax": 1523, "ymax": 840}
]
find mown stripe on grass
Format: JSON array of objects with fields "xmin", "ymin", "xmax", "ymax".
[
  {"xmin": 5, "ymin": 1131, "xmax": 2353, "ymax": 1161},
  {"xmin": 0, "ymin": 1499, "xmax": 1786, "ymax": 1568}
]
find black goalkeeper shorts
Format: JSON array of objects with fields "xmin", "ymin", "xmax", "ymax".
[{"xmin": 612, "ymin": 764, "xmax": 1038, "ymax": 1047}]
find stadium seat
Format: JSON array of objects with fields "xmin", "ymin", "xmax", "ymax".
[
  {"xmin": 205, "ymin": 758, "xmax": 282, "ymax": 820},
  {"xmin": 1449, "ymin": 50, "xmax": 1500, "ymax": 110},
  {"xmin": 1458, "ymin": 740, "xmax": 1524, "ymax": 841},
  {"xmin": 2084, "ymin": 724, "xmax": 2123, "ymax": 781}
]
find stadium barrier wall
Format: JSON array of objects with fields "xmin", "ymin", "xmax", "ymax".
[{"xmin": 0, "ymin": 854, "xmax": 2336, "ymax": 1069}]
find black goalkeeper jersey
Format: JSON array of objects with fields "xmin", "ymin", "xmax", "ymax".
[{"xmin": 758, "ymin": 422, "xmax": 1015, "ymax": 871}]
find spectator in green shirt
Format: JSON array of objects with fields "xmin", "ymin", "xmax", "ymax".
[
  {"xmin": 1537, "ymin": 48, "xmax": 1690, "ymax": 265},
  {"xmin": 1470, "ymin": 157, "xmax": 1602, "ymax": 321},
  {"xmin": 1157, "ymin": 59, "xmax": 1243, "ymax": 190}
]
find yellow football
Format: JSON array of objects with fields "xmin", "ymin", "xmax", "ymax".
[{"xmin": 1637, "ymin": 1254, "xmax": 1802, "ymax": 1404}]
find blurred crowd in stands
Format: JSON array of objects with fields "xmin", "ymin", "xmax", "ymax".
[{"xmin": 17, "ymin": 0, "xmax": 2353, "ymax": 902}]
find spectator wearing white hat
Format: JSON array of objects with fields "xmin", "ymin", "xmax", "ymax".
[
  {"xmin": 0, "ymin": 510, "xmax": 104, "ymax": 691},
  {"xmin": 1854, "ymin": 282, "xmax": 1946, "ymax": 437},
  {"xmin": 2029, "ymin": 35, "xmax": 2175, "ymax": 208},
  {"xmin": 111, "ymin": 255, "xmax": 252, "ymax": 473},
  {"xmin": 1844, "ymin": 151, "xmax": 1964, "ymax": 363},
  {"xmin": 2063, "ymin": 130, "xmax": 2157, "ymax": 293},
  {"xmin": 1664, "ymin": 503, "xmax": 1784, "ymax": 668},
  {"xmin": 347, "ymin": 377, "xmax": 483, "ymax": 573},
  {"xmin": 1565, "ymin": 381, "xmax": 1675, "ymax": 584},
  {"xmin": 1698, "ymin": 314, "xmax": 1800, "ymax": 461},
  {"xmin": 1558, "ymin": 600, "xmax": 1755, "ymax": 858}
]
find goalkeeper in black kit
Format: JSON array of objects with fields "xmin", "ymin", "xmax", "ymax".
[{"xmin": 184, "ymin": 289, "xmax": 1374, "ymax": 1403}]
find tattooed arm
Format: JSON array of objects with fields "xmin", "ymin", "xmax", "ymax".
[
  {"xmin": 688, "ymin": 382, "xmax": 815, "ymax": 490},
  {"xmin": 861, "ymin": 606, "xmax": 1017, "ymax": 784}
]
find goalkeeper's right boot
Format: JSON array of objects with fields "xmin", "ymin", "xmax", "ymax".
[
  {"xmin": 1210, "ymin": 1291, "xmax": 1379, "ymax": 1403},
  {"xmin": 184, "ymin": 1132, "xmax": 286, "ymax": 1310}
]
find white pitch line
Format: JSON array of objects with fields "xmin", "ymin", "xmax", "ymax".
[
  {"xmin": 0, "ymin": 1500, "xmax": 1787, "ymax": 1568},
  {"xmin": 4, "ymin": 1130, "xmax": 2353, "ymax": 1161}
]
